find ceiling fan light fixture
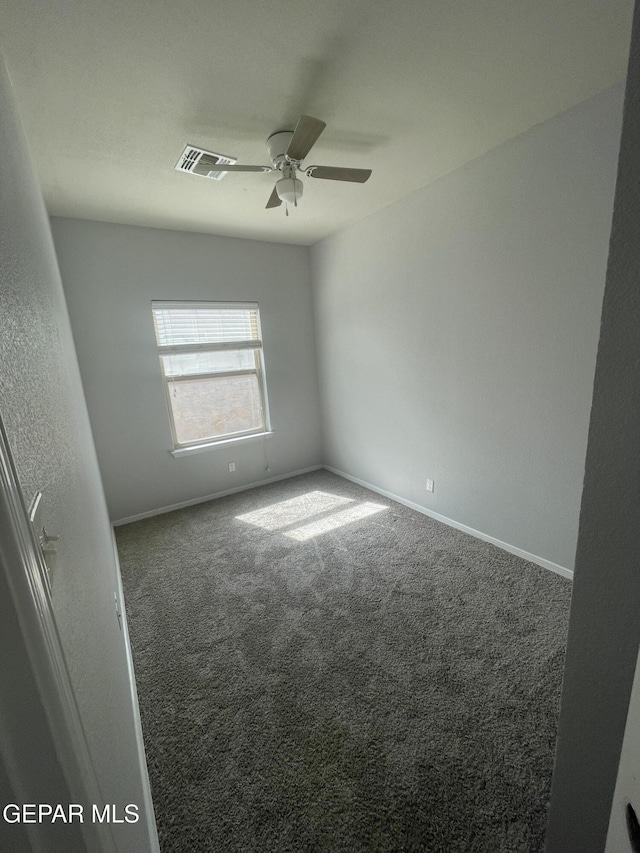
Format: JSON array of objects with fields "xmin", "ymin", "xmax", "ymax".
[{"xmin": 276, "ymin": 176, "xmax": 303, "ymax": 205}]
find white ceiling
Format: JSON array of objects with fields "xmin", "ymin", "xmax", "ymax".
[{"xmin": 0, "ymin": 0, "xmax": 634, "ymax": 245}]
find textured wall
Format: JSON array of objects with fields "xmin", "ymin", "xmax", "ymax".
[
  {"xmin": 51, "ymin": 218, "xmax": 322, "ymax": 522},
  {"xmin": 546, "ymin": 3, "xmax": 640, "ymax": 848},
  {"xmin": 0, "ymin": 57, "xmax": 157, "ymax": 851},
  {"xmin": 311, "ymin": 84, "xmax": 624, "ymax": 572}
]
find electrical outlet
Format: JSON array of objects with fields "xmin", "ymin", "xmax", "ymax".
[
  {"xmin": 426, "ymin": 479, "xmax": 434, "ymax": 493},
  {"xmin": 228, "ymin": 462, "xmax": 236, "ymax": 472}
]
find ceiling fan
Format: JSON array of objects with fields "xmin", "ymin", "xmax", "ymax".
[{"xmin": 182, "ymin": 115, "xmax": 372, "ymax": 212}]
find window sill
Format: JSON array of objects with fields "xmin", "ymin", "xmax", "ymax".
[{"xmin": 170, "ymin": 431, "xmax": 274, "ymax": 458}]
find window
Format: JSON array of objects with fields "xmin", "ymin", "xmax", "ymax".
[{"xmin": 152, "ymin": 301, "xmax": 270, "ymax": 449}]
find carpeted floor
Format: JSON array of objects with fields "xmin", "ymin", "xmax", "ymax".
[{"xmin": 116, "ymin": 470, "xmax": 571, "ymax": 853}]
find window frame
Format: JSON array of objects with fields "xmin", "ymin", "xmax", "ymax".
[{"xmin": 152, "ymin": 300, "xmax": 271, "ymax": 451}]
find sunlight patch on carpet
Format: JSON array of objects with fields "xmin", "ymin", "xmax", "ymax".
[
  {"xmin": 236, "ymin": 490, "xmax": 352, "ymax": 530},
  {"xmin": 285, "ymin": 501, "xmax": 388, "ymax": 541},
  {"xmin": 236, "ymin": 489, "xmax": 388, "ymax": 540}
]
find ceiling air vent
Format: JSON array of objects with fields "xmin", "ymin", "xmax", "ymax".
[{"xmin": 175, "ymin": 145, "xmax": 237, "ymax": 181}]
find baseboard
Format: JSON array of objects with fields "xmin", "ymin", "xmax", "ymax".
[
  {"xmin": 323, "ymin": 465, "xmax": 574, "ymax": 581},
  {"xmin": 112, "ymin": 465, "xmax": 324, "ymax": 526}
]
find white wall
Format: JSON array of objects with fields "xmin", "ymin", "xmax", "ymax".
[
  {"xmin": 311, "ymin": 83, "xmax": 624, "ymax": 571},
  {"xmin": 0, "ymin": 57, "xmax": 157, "ymax": 851},
  {"xmin": 50, "ymin": 219, "xmax": 322, "ymax": 522}
]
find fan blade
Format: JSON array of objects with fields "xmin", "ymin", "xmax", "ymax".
[
  {"xmin": 266, "ymin": 186, "xmax": 282, "ymax": 209},
  {"xmin": 306, "ymin": 166, "xmax": 372, "ymax": 183},
  {"xmin": 193, "ymin": 160, "xmax": 273, "ymax": 176},
  {"xmin": 286, "ymin": 115, "xmax": 326, "ymax": 162}
]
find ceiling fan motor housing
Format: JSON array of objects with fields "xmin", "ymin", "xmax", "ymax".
[{"xmin": 267, "ymin": 131, "xmax": 294, "ymax": 168}]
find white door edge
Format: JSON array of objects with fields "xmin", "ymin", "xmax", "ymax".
[{"xmin": 0, "ymin": 416, "xmax": 118, "ymax": 853}]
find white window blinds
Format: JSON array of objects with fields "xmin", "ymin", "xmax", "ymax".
[{"xmin": 152, "ymin": 303, "xmax": 261, "ymax": 348}]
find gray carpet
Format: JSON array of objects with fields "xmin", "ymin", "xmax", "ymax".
[{"xmin": 116, "ymin": 470, "xmax": 571, "ymax": 853}]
